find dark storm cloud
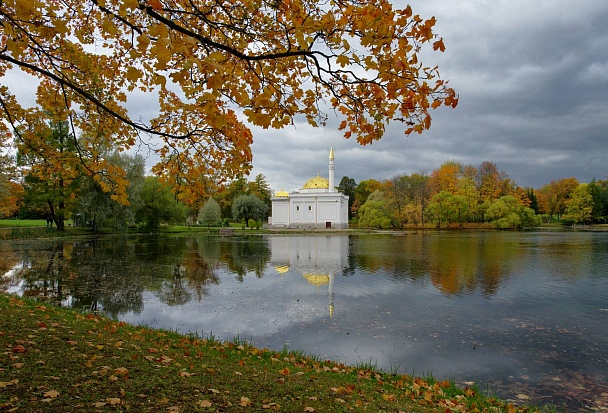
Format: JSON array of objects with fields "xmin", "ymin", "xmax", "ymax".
[{"xmin": 251, "ymin": 0, "xmax": 608, "ymax": 191}]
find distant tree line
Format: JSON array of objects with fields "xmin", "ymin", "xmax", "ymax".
[
  {"xmin": 338, "ymin": 160, "xmax": 608, "ymax": 229},
  {"xmin": 1, "ymin": 117, "xmax": 605, "ymax": 230},
  {"xmin": 0, "ymin": 118, "xmax": 271, "ymax": 231}
]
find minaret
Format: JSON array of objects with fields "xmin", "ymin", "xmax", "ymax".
[{"xmin": 328, "ymin": 145, "xmax": 335, "ymax": 192}]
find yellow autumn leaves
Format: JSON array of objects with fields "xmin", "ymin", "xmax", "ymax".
[{"xmin": 1, "ymin": 0, "xmax": 456, "ymax": 205}]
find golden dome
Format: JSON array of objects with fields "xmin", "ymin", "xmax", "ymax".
[
  {"xmin": 275, "ymin": 189, "xmax": 289, "ymax": 197},
  {"xmin": 303, "ymin": 273, "xmax": 330, "ymax": 286},
  {"xmin": 275, "ymin": 265, "xmax": 289, "ymax": 274},
  {"xmin": 301, "ymin": 174, "xmax": 329, "ymax": 189}
]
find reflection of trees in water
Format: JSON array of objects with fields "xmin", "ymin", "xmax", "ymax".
[
  {"xmin": 349, "ymin": 234, "xmax": 524, "ymax": 296},
  {"xmin": 0, "ymin": 243, "xmax": 21, "ymax": 291},
  {"xmin": 184, "ymin": 237, "xmax": 220, "ymax": 300},
  {"xmin": 156, "ymin": 262, "xmax": 191, "ymax": 306},
  {"xmin": 55, "ymin": 238, "xmax": 145, "ymax": 317},
  {"xmin": 219, "ymin": 237, "xmax": 271, "ymax": 282},
  {"xmin": 155, "ymin": 237, "xmax": 222, "ymax": 305},
  {"xmin": 349, "ymin": 235, "xmax": 430, "ymax": 281},
  {"xmin": 4, "ymin": 238, "xmax": 146, "ymax": 316},
  {"xmin": 8, "ymin": 235, "xmax": 269, "ymax": 311},
  {"xmin": 11, "ymin": 241, "xmax": 67, "ymax": 305},
  {"xmin": 529, "ymin": 234, "xmax": 596, "ymax": 281}
]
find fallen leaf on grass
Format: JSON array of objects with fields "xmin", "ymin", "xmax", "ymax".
[
  {"xmin": 279, "ymin": 367, "xmax": 290, "ymax": 376},
  {"xmin": 44, "ymin": 390, "xmax": 60, "ymax": 399},
  {"xmin": 179, "ymin": 371, "xmax": 195, "ymax": 377},
  {"xmin": 12, "ymin": 345, "xmax": 26, "ymax": 353},
  {"xmin": 239, "ymin": 396, "xmax": 252, "ymax": 406},
  {"xmin": 262, "ymin": 402, "xmax": 280, "ymax": 409},
  {"xmin": 197, "ymin": 400, "xmax": 212, "ymax": 407},
  {"xmin": 304, "ymin": 407, "xmax": 316, "ymax": 412},
  {"xmin": 114, "ymin": 367, "xmax": 129, "ymax": 376},
  {"xmin": 12, "ymin": 363, "xmax": 23, "ymax": 369},
  {"xmin": 0, "ymin": 380, "xmax": 18, "ymax": 389},
  {"xmin": 107, "ymin": 398, "xmax": 121, "ymax": 405},
  {"xmin": 167, "ymin": 406, "xmax": 180, "ymax": 412}
]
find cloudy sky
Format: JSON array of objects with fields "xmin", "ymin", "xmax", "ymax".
[
  {"xmin": 249, "ymin": 0, "xmax": 608, "ymax": 192},
  {"xmin": 3, "ymin": 1, "xmax": 607, "ymax": 193}
]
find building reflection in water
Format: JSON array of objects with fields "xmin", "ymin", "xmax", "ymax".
[{"xmin": 268, "ymin": 235, "xmax": 348, "ymax": 318}]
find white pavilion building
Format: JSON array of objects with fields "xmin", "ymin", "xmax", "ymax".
[{"xmin": 269, "ymin": 146, "xmax": 349, "ymax": 229}]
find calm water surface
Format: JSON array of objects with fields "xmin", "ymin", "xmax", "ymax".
[{"xmin": 2, "ymin": 231, "xmax": 607, "ymax": 411}]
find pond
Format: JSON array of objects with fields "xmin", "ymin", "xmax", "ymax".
[{"xmin": 1, "ymin": 231, "xmax": 607, "ymax": 411}]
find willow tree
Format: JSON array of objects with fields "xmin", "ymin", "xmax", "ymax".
[{"xmin": 0, "ymin": 0, "xmax": 457, "ymax": 201}]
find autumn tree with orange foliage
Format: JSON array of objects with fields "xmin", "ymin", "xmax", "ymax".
[
  {"xmin": 0, "ymin": 180, "xmax": 23, "ymax": 217},
  {"xmin": 476, "ymin": 161, "xmax": 509, "ymax": 201},
  {"xmin": 0, "ymin": 149, "xmax": 22, "ymax": 217},
  {"xmin": 428, "ymin": 160, "xmax": 463, "ymax": 195},
  {"xmin": 0, "ymin": 0, "xmax": 457, "ymax": 204},
  {"xmin": 537, "ymin": 178, "xmax": 579, "ymax": 223}
]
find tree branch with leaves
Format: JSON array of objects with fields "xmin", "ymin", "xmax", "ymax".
[{"xmin": 1, "ymin": 0, "xmax": 457, "ymax": 201}]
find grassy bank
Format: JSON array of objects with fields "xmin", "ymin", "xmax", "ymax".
[
  {"xmin": 2, "ymin": 219, "xmax": 607, "ymax": 241},
  {"xmin": 0, "ymin": 294, "xmax": 545, "ymax": 413}
]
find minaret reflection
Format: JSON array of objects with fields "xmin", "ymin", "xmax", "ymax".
[
  {"xmin": 269, "ymin": 236, "xmax": 348, "ymax": 318},
  {"xmin": 329, "ymin": 272, "xmax": 334, "ymax": 318},
  {"xmin": 301, "ymin": 272, "xmax": 335, "ymax": 318}
]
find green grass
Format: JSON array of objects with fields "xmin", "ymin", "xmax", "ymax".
[
  {"xmin": 0, "ymin": 220, "xmax": 90, "ymax": 240},
  {"xmin": 0, "ymin": 219, "xmax": 49, "ymax": 227},
  {"xmin": 0, "ymin": 294, "xmax": 547, "ymax": 413}
]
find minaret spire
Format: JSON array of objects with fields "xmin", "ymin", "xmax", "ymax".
[{"xmin": 328, "ymin": 145, "xmax": 335, "ymax": 191}]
